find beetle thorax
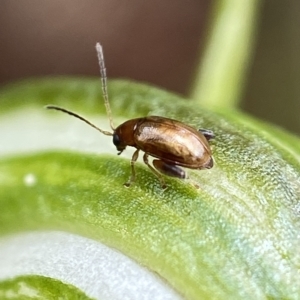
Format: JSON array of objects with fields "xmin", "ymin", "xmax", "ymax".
[{"xmin": 113, "ymin": 118, "xmax": 143, "ymax": 151}]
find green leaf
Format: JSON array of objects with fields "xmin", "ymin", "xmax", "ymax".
[
  {"xmin": 0, "ymin": 275, "xmax": 93, "ymax": 300},
  {"xmin": 191, "ymin": 0, "xmax": 262, "ymax": 108},
  {"xmin": 0, "ymin": 78, "xmax": 300, "ymax": 299}
]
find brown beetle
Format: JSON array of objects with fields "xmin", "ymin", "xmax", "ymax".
[{"xmin": 47, "ymin": 43, "xmax": 214, "ymax": 188}]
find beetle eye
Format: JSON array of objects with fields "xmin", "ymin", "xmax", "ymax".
[{"xmin": 113, "ymin": 134, "xmax": 120, "ymax": 147}]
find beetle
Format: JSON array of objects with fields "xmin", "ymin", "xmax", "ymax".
[{"xmin": 47, "ymin": 43, "xmax": 214, "ymax": 188}]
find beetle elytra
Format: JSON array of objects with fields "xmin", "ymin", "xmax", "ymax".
[{"xmin": 46, "ymin": 43, "xmax": 214, "ymax": 188}]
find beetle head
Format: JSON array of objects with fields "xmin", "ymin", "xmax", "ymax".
[{"xmin": 113, "ymin": 133, "xmax": 126, "ymax": 154}]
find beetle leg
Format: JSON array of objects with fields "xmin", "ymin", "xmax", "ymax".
[
  {"xmin": 152, "ymin": 160, "xmax": 188, "ymax": 179},
  {"xmin": 204, "ymin": 157, "xmax": 214, "ymax": 169},
  {"xmin": 198, "ymin": 129, "xmax": 215, "ymax": 141},
  {"xmin": 124, "ymin": 149, "xmax": 140, "ymax": 187},
  {"xmin": 143, "ymin": 153, "xmax": 166, "ymax": 189}
]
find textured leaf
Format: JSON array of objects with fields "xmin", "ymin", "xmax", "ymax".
[{"xmin": 0, "ymin": 78, "xmax": 300, "ymax": 299}]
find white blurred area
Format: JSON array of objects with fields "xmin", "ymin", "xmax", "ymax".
[
  {"xmin": 0, "ymin": 231, "xmax": 182, "ymax": 300},
  {"xmin": 0, "ymin": 107, "xmax": 137, "ymax": 159}
]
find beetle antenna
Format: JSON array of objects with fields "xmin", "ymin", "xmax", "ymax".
[
  {"xmin": 96, "ymin": 43, "xmax": 115, "ymax": 131},
  {"xmin": 46, "ymin": 105, "xmax": 113, "ymax": 136}
]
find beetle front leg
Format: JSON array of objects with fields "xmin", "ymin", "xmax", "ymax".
[
  {"xmin": 143, "ymin": 153, "xmax": 166, "ymax": 189},
  {"xmin": 152, "ymin": 160, "xmax": 188, "ymax": 179},
  {"xmin": 124, "ymin": 149, "xmax": 140, "ymax": 187}
]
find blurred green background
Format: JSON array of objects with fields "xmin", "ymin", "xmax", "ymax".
[{"xmin": 0, "ymin": 0, "xmax": 299, "ymax": 134}]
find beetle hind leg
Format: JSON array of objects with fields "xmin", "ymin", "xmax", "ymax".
[
  {"xmin": 198, "ymin": 129, "xmax": 215, "ymax": 141},
  {"xmin": 124, "ymin": 149, "xmax": 139, "ymax": 187},
  {"xmin": 152, "ymin": 160, "xmax": 188, "ymax": 179},
  {"xmin": 143, "ymin": 154, "xmax": 166, "ymax": 189}
]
